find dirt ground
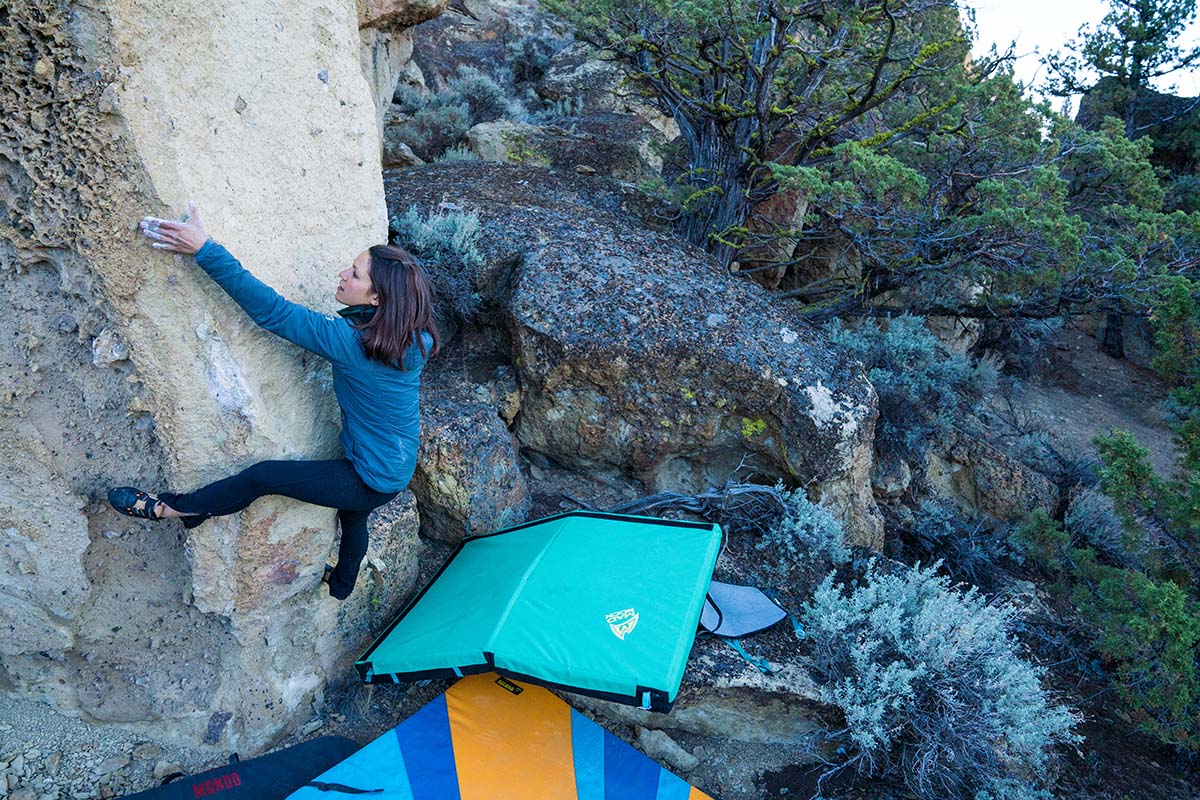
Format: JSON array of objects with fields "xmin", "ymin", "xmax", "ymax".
[{"xmin": 1016, "ymin": 323, "xmax": 1177, "ymax": 476}]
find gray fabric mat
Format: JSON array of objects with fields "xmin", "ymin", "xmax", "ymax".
[{"xmin": 699, "ymin": 580, "xmax": 786, "ymax": 637}]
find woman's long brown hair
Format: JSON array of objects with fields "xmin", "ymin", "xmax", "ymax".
[{"xmin": 355, "ymin": 245, "xmax": 440, "ymax": 367}]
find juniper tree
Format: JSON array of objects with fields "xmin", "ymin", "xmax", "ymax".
[
  {"xmin": 544, "ymin": 0, "xmax": 967, "ymax": 265},
  {"xmin": 1043, "ymin": 0, "xmax": 1200, "ymax": 137}
]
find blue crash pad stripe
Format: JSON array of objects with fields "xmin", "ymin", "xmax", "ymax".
[
  {"xmin": 570, "ymin": 708, "xmax": 605, "ymax": 800},
  {"xmin": 285, "ymin": 732, "xmax": 413, "ymax": 800},
  {"xmin": 393, "ymin": 694, "xmax": 461, "ymax": 800},
  {"xmin": 604, "ymin": 725, "xmax": 661, "ymax": 799},
  {"xmin": 656, "ymin": 767, "xmax": 693, "ymax": 800}
]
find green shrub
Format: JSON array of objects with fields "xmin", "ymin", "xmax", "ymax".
[
  {"xmin": 905, "ymin": 499, "xmax": 1011, "ymax": 590},
  {"xmin": 388, "ymin": 97, "xmax": 471, "ymax": 162},
  {"xmin": 753, "ymin": 486, "xmax": 848, "ymax": 588},
  {"xmin": 447, "ymin": 66, "xmax": 528, "ymax": 126},
  {"xmin": 1016, "ymin": 510, "xmax": 1200, "ymax": 750},
  {"xmin": 823, "ymin": 314, "xmax": 999, "ymax": 459},
  {"xmin": 803, "ymin": 560, "xmax": 1078, "ymax": 799},
  {"xmin": 389, "ymin": 204, "xmax": 484, "ymax": 320}
]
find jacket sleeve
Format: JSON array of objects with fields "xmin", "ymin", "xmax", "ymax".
[{"xmin": 194, "ymin": 239, "xmax": 357, "ymax": 363}]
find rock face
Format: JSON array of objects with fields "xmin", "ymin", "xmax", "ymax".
[
  {"xmin": 1, "ymin": 0, "xmax": 423, "ymax": 752},
  {"xmin": 358, "ymin": 0, "xmax": 448, "ymax": 132},
  {"xmin": 924, "ymin": 430, "xmax": 1059, "ymax": 521},
  {"xmin": 540, "ymin": 42, "xmax": 681, "ymax": 140},
  {"xmin": 385, "ymin": 163, "xmax": 883, "ymax": 546},
  {"xmin": 409, "ymin": 347, "xmax": 529, "ymax": 543}
]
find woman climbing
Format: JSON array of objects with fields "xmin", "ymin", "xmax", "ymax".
[{"xmin": 108, "ymin": 203, "xmax": 439, "ymax": 600}]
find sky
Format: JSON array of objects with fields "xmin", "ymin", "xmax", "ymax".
[{"xmin": 965, "ymin": 0, "xmax": 1200, "ymax": 107}]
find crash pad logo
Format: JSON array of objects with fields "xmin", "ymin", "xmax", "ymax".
[{"xmin": 606, "ymin": 608, "xmax": 639, "ymax": 639}]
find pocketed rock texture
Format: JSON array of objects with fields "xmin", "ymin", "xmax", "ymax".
[
  {"xmin": 386, "ymin": 163, "xmax": 883, "ymax": 546},
  {"xmin": 1, "ymin": 0, "xmax": 426, "ymax": 752}
]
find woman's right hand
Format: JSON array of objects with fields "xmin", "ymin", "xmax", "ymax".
[{"xmin": 140, "ymin": 201, "xmax": 209, "ymax": 254}]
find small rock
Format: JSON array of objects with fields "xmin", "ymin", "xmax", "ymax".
[
  {"xmin": 132, "ymin": 744, "xmax": 161, "ymax": 761},
  {"xmin": 233, "ymin": 96, "xmax": 247, "ymax": 114},
  {"xmin": 44, "ymin": 753, "xmax": 60, "ymax": 776},
  {"xmin": 574, "ymin": 164, "xmax": 597, "ymax": 175},
  {"xmin": 12, "ymin": 788, "xmax": 38, "ymax": 800},
  {"xmin": 12, "ymin": 755, "xmax": 24, "ymax": 773},
  {"xmin": 101, "ymin": 530, "xmax": 120, "ymax": 540},
  {"xmin": 33, "ymin": 58, "xmax": 55, "ymax": 84},
  {"xmin": 90, "ymin": 329, "xmax": 128, "ymax": 367},
  {"xmin": 298, "ymin": 718, "xmax": 323, "ymax": 737},
  {"xmin": 95, "ymin": 754, "xmax": 128, "ymax": 776},
  {"xmin": 636, "ymin": 727, "xmax": 699, "ymax": 772},
  {"xmin": 381, "ymin": 141, "xmax": 424, "ymax": 169},
  {"xmin": 24, "ymin": 750, "xmax": 39, "ymax": 761},
  {"xmin": 317, "ymin": 69, "xmax": 329, "ymax": 84}
]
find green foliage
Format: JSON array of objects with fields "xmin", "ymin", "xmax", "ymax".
[
  {"xmin": 823, "ymin": 315, "xmax": 998, "ymax": 458},
  {"xmin": 753, "ymin": 485, "xmax": 848, "ymax": 588},
  {"xmin": 1042, "ymin": 0, "xmax": 1200, "ymax": 131},
  {"xmin": 1016, "ymin": 510, "xmax": 1200, "ymax": 749},
  {"xmin": 1149, "ymin": 275, "xmax": 1200, "ymax": 383},
  {"xmin": 389, "ymin": 205, "xmax": 484, "ymax": 320},
  {"xmin": 544, "ymin": 0, "xmax": 969, "ymax": 263},
  {"xmin": 447, "ymin": 66, "xmax": 528, "ymax": 126},
  {"xmin": 905, "ymin": 500, "xmax": 1011, "ymax": 590},
  {"xmin": 803, "ymin": 560, "xmax": 1079, "ymax": 799},
  {"xmin": 390, "ymin": 69, "xmax": 526, "ymax": 160}
]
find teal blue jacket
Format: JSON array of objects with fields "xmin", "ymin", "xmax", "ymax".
[{"xmin": 195, "ymin": 240, "xmax": 432, "ymax": 492}]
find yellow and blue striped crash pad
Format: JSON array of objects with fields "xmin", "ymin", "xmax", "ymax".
[{"xmin": 286, "ymin": 673, "xmax": 713, "ymax": 800}]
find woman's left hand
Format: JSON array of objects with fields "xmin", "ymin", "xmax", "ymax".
[{"xmin": 140, "ymin": 201, "xmax": 208, "ymax": 254}]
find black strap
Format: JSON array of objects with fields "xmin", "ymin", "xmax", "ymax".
[
  {"xmin": 305, "ymin": 781, "xmax": 384, "ymax": 794},
  {"xmin": 701, "ymin": 591, "xmax": 724, "ymax": 634}
]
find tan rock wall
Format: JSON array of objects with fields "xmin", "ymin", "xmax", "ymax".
[{"xmin": 1, "ymin": 0, "xmax": 415, "ymax": 752}]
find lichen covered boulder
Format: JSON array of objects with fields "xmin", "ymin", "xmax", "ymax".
[{"xmin": 386, "ymin": 163, "xmax": 882, "ymax": 546}]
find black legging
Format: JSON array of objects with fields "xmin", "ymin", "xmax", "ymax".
[{"xmin": 159, "ymin": 459, "xmax": 398, "ymax": 600}]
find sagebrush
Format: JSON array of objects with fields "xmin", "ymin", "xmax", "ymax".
[
  {"xmin": 803, "ymin": 560, "xmax": 1079, "ymax": 799},
  {"xmin": 389, "ymin": 205, "xmax": 484, "ymax": 321},
  {"xmin": 823, "ymin": 314, "xmax": 999, "ymax": 459},
  {"xmin": 753, "ymin": 485, "xmax": 849, "ymax": 588}
]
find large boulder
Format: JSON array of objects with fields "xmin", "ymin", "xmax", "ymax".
[
  {"xmin": 385, "ymin": 163, "xmax": 883, "ymax": 546},
  {"xmin": 1, "ymin": 0, "xmax": 403, "ymax": 751}
]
